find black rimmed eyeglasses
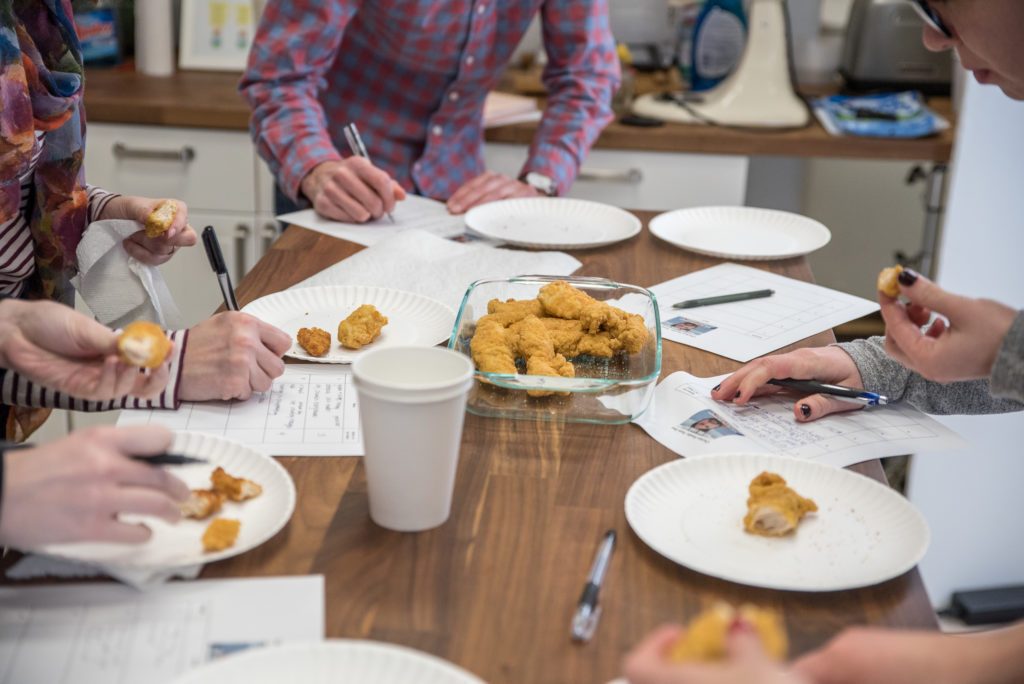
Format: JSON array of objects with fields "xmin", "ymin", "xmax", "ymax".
[{"xmin": 909, "ymin": 0, "xmax": 953, "ymax": 39}]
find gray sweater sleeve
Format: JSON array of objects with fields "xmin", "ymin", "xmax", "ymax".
[{"xmin": 837, "ymin": 311, "xmax": 1024, "ymax": 415}]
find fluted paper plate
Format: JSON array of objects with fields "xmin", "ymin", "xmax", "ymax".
[
  {"xmin": 649, "ymin": 206, "xmax": 831, "ymax": 260},
  {"xmin": 40, "ymin": 432, "xmax": 296, "ymax": 569},
  {"xmin": 625, "ymin": 453, "xmax": 929, "ymax": 591},
  {"xmin": 465, "ymin": 197, "xmax": 642, "ymax": 249},
  {"xmin": 243, "ymin": 285, "xmax": 455, "ymax": 364},
  {"xmin": 173, "ymin": 641, "xmax": 484, "ymax": 684}
]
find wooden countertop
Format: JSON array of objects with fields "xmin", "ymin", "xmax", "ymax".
[{"xmin": 83, "ymin": 68, "xmax": 955, "ymax": 162}]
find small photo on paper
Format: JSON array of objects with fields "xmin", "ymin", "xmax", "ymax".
[
  {"xmin": 675, "ymin": 409, "xmax": 742, "ymax": 439},
  {"xmin": 665, "ymin": 316, "xmax": 717, "ymax": 336}
]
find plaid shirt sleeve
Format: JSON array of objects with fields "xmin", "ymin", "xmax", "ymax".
[
  {"xmin": 521, "ymin": 0, "xmax": 620, "ymax": 196},
  {"xmin": 240, "ymin": 1, "xmax": 362, "ymax": 202}
]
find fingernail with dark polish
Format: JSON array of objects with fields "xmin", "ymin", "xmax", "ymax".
[
  {"xmin": 898, "ymin": 268, "xmax": 919, "ymax": 286},
  {"xmin": 800, "ymin": 404, "xmax": 811, "ymax": 418},
  {"xmin": 712, "ymin": 384, "xmax": 721, "ymax": 391},
  {"xmin": 735, "ymin": 391, "xmax": 742, "ymax": 398}
]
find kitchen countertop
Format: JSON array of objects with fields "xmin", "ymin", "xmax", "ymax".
[{"xmin": 83, "ymin": 68, "xmax": 955, "ymax": 162}]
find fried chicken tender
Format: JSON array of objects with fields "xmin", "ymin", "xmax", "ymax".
[
  {"xmin": 486, "ymin": 297, "xmax": 545, "ymax": 326},
  {"xmin": 470, "ymin": 316, "xmax": 518, "ymax": 374},
  {"xmin": 537, "ymin": 280, "xmax": 613, "ymax": 333},
  {"xmin": 508, "ymin": 315, "xmax": 575, "ymax": 396},
  {"xmin": 210, "ymin": 466, "xmax": 263, "ymax": 502},
  {"xmin": 296, "ymin": 327, "xmax": 331, "ymax": 357},
  {"xmin": 743, "ymin": 471, "xmax": 817, "ymax": 537},
  {"xmin": 877, "ymin": 265, "xmax": 904, "ymax": 298},
  {"xmin": 667, "ymin": 602, "xmax": 788, "ymax": 663},
  {"xmin": 144, "ymin": 199, "xmax": 177, "ymax": 238},
  {"xmin": 202, "ymin": 518, "xmax": 241, "ymax": 553},
  {"xmin": 539, "ymin": 318, "xmax": 618, "ymax": 358},
  {"xmin": 338, "ymin": 304, "xmax": 388, "ymax": 349},
  {"xmin": 180, "ymin": 489, "xmax": 224, "ymax": 520}
]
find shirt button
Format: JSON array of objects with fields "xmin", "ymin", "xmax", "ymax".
[
  {"xmin": 448, "ymin": 91, "xmax": 460, "ymax": 102},
  {"xmin": 432, "ymin": 125, "xmax": 443, "ymax": 136},
  {"xmin": 414, "ymin": 162, "xmax": 422, "ymax": 173},
  {"xmin": 477, "ymin": 4, "xmax": 486, "ymax": 13},
  {"xmin": 465, "ymin": 55, "xmax": 475, "ymax": 66}
]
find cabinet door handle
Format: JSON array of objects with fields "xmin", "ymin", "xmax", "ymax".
[
  {"xmin": 112, "ymin": 142, "xmax": 195, "ymax": 163},
  {"xmin": 234, "ymin": 224, "xmax": 251, "ymax": 281},
  {"xmin": 262, "ymin": 222, "xmax": 279, "ymax": 255},
  {"xmin": 577, "ymin": 167, "xmax": 643, "ymax": 184}
]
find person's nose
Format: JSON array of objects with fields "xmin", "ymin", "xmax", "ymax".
[{"xmin": 921, "ymin": 24, "xmax": 956, "ymax": 52}]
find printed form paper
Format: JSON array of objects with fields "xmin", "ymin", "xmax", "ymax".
[
  {"xmin": 633, "ymin": 372, "xmax": 966, "ymax": 468},
  {"xmin": 650, "ymin": 264, "xmax": 880, "ymax": 362},
  {"xmin": 0, "ymin": 575, "xmax": 323, "ymax": 684},
  {"xmin": 118, "ymin": 365, "xmax": 363, "ymax": 456},
  {"xmin": 277, "ymin": 194, "xmax": 469, "ymax": 247}
]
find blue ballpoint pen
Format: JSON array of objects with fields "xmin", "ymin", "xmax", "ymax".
[
  {"xmin": 571, "ymin": 529, "xmax": 616, "ymax": 642},
  {"xmin": 768, "ymin": 378, "xmax": 889, "ymax": 406}
]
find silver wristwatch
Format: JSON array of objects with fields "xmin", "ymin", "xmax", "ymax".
[{"xmin": 522, "ymin": 171, "xmax": 557, "ymax": 197}]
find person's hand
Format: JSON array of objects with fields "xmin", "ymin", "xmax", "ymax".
[
  {"xmin": 0, "ymin": 425, "xmax": 190, "ymax": 548},
  {"xmin": 880, "ymin": 269, "xmax": 1017, "ymax": 384},
  {"xmin": 710, "ymin": 346, "xmax": 865, "ymax": 423},
  {"xmin": 0, "ymin": 299, "xmax": 169, "ymax": 401},
  {"xmin": 446, "ymin": 171, "xmax": 541, "ymax": 214},
  {"xmin": 793, "ymin": 627, "xmax": 984, "ymax": 684},
  {"xmin": 100, "ymin": 195, "xmax": 197, "ymax": 266},
  {"xmin": 623, "ymin": 623, "xmax": 810, "ymax": 684},
  {"xmin": 300, "ymin": 158, "xmax": 407, "ymax": 223},
  {"xmin": 179, "ymin": 312, "xmax": 290, "ymax": 401}
]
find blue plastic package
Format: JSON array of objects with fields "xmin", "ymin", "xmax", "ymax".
[{"xmin": 812, "ymin": 92, "xmax": 949, "ymax": 138}]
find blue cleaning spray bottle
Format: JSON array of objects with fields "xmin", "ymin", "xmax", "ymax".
[{"xmin": 690, "ymin": 0, "xmax": 747, "ymax": 92}]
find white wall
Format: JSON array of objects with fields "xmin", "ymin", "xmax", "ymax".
[{"xmin": 906, "ymin": 77, "xmax": 1024, "ymax": 609}]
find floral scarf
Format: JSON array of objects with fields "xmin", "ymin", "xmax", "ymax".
[{"xmin": 0, "ymin": 0, "xmax": 87, "ymax": 303}]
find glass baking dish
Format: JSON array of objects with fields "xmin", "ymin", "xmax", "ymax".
[{"xmin": 448, "ymin": 275, "xmax": 662, "ymax": 424}]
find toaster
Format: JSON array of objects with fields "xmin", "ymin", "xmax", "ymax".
[{"xmin": 840, "ymin": 0, "xmax": 952, "ymax": 94}]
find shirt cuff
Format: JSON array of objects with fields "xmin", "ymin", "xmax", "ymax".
[
  {"xmin": 85, "ymin": 185, "xmax": 121, "ymax": 224},
  {"xmin": 990, "ymin": 311, "xmax": 1024, "ymax": 402},
  {"xmin": 519, "ymin": 142, "xmax": 579, "ymax": 198},
  {"xmin": 280, "ymin": 142, "xmax": 344, "ymax": 204}
]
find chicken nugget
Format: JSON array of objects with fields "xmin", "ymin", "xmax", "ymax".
[
  {"xmin": 338, "ymin": 304, "xmax": 388, "ymax": 349},
  {"xmin": 210, "ymin": 466, "xmax": 263, "ymax": 502},
  {"xmin": 537, "ymin": 280, "xmax": 612, "ymax": 333},
  {"xmin": 297, "ymin": 326, "xmax": 331, "ymax": 357},
  {"xmin": 486, "ymin": 297, "xmax": 545, "ymax": 327},
  {"xmin": 470, "ymin": 316, "xmax": 518, "ymax": 374},
  {"xmin": 667, "ymin": 602, "xmax": 788, "ymax": 663},
  {"xmin": 877, "ymin": 265, "xmax": 904, "ymax": 298},
  {"xmin": 144, "ymin": 199, "xmax": 178, "ymax": 238},
  {"xmin": 117, "ymin": 321, "xmax": 172, "ymax": 369},
  {"xmin": 743, "ymin": 471, "xmax": 817, "ymax": 537},
  {"xmin": 202, "ymin": 518, "xmax": 241, "ymax": 553},
  {"xmin": 180, "ymin": 489, "xmax": 224, "ymax": 520}
]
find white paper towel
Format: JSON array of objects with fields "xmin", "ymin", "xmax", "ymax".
[
  {"xmin": 135, "ymin": 0, "xmax": 175, "ymax": 77},
  {"xmin": 70, "ymin": 220, "xmax": 182, "ymax": 330},
  {"xmin": 292, "ymin": 229, "xmax": 582, "ymax": 310},
  {"xmin": 6, "ymin": 553, "xmax": 202, "ymax": 591}
]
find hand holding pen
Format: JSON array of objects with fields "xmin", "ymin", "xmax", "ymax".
[{"xmin": 709, "ymin": 346, "xmax": 874, "ymax": 423}]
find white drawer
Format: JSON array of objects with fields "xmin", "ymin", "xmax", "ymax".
[
  {"xmin": 483, "ymin": 143, "xmax": 748, "ymax": 211},
  {"xmin": 85, "ymin": 123, "xmax": 257, "ymax": 213}
]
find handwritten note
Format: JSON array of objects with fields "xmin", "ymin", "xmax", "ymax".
[
  {"xmin": 632, "ymin": 372, "xmax": 966, "ymax": 467},
  {"xmin": 118, "ymin": 365, "xmax": 362, "ymax": 456}
]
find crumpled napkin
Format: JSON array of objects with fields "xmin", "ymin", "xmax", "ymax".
[
  {"xmin": 70, "ymin": 219, "xmax": 182, "ymax": 330},
  {"xmin": 5, "ymin": 553, "xmax": 202, "ymax": 591}
]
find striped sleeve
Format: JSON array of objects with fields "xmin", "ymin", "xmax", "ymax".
[
  {"xmin": 0, "ymin": 329, "xmax": 189, "ymax": 411},
  {"xmin": 85, "ymin": 184, "xmax": 121, "ymax": 224}
]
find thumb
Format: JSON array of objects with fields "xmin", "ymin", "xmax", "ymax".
[
  {"xmin": 392, "ymin": 182, "xmax": 407, "ymax": 201},
  {"xmin": 897, "ymin": 270, "xmax": 969, "ymax": 319},
  {"xmin": 727, "ymin": 622, "xmax": 770, "ymax": 665},
  {"xmin": 793, "ymin": 394, "xmax": 864, "ymax": 422},
  {"xmin": 62, "ymin": 310, "xmax": 120, "ymax": 358}
]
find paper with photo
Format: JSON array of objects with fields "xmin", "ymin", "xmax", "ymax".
[
  {"xmin": 651, "ymin": 264, "xmax": 879, "ymax": 362},
  {"xmin": 633, "ymin": 372, "xmax": 967, "ymax": 468},
  {"xmin": 277, "ymin": 194, "xmax": 468, "ymax": 246},
  {"xmin": 0, "ymin": 575, "xmax": 323, "ymax": 684},
  {"xmin": 118, "ymin": 365, "xmax": 362, "ymax": 456},
  {"xmin": 293, "ymin": 229, "xmax": 581, "ymax": 312}
]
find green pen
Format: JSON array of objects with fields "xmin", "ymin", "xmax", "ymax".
[{"xmin": 672, "ymin": 289, "xmax": 775, "ymax": 309}]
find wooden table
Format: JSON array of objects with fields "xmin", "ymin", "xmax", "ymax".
[{"xmin": 194, "ymin": 213, "xmax": 937, "ymax": 684}]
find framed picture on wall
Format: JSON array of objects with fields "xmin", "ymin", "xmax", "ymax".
[{"xmin": 179, "ymin": 0, "xmax": 257, "ymax": 71}]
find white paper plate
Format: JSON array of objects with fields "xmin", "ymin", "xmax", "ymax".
[
  {"xmin": 243, "ymin": 285, "xmax": 455, "ymax": 364},
  {"xmin": 625, "ymin": 453, "xmax": 929, "ymax": 591},
  {"xmin": 649, "ymin": 206, "xmax": 831, "ymax": 260},
  {"xmin": 173, "ymin": 640, "xmax": 484, "ymax": 684},
  {"xmin": 465, "ymin": 197, "xmax": 642, "ymax": 249},
  {"xmin": 39, "ymin": 432, "xmax": 296, "ymax": 570}
]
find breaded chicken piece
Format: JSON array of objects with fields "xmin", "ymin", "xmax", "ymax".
[
  {"xmin": 602, "ymin": 309, "xmax": 649, "ymax": 354},
  {"xmin": 296, "ymin": 326, "xmax": 331, "ymax": 357},
  {"xmin": 210, "ymin": 466, "xmax": 263, "ymax": 502},
  {"xmin": 117, "ymin": 321, "xmax": 172, "ymax": 369},
  {"xmin": 338, "ymin": 304, "xmax": 388, "ymax": 349},
  {"xmin": 743, "ymin": 471, "xmax": 817, "ymax": 537},
  {"xmin": 144, "ymin": 199, "xmax": 177, "ymax": 238},
  {"xmin": 486, "ymin": 297, "xmax": 546, "ymax": 327},
  {"xmin": 202, "ymin": 518, "xmax": 241, "ymax": 553},
  {"xmin": 537, "ymin": 280, "xmax": 613, "ymax": 333},
  {"xmin": 877, "ymin": 265, "xmax": 904, "ymax": 298},
  {"xmin": 180, "ymin": 489, "xmax": 224, "ymax": 520},
  {"xmin": 667, "ymin": 602, "xmax": 788, "ymax": 663},
  {"xmin": 538, "ymin": 317, "xmax": 617, "ymax": 357},
  {"xmin": 470, "ymin": 316, "xmax": 518, "ymax": 374},
  {"xmin": 508, "ymin": 315, "xmax": 575, "ymax": 397}
]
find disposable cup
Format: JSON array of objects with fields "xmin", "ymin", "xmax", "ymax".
[{"xmin": 352, "ymin": 346, "xmax": 474, "ymax": 532}]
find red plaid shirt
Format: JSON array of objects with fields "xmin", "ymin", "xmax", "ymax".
[{"xmin": 241, "ymin": 0, "xmax": 619, "ymax": 202}]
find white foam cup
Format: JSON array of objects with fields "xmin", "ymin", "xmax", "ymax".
[{"xmin": 352, "ymin": 346, "xmax": 474, "ymax": 532}]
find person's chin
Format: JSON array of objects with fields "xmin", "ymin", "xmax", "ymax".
[{"xmin": 973, "ymin": 69, "xmax": 1024, "ymax": 100}]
